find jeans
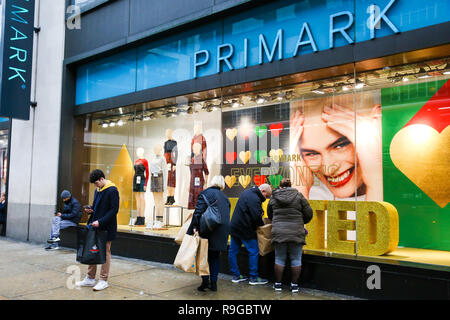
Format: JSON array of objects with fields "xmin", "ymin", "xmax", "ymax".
[
  {"xmin": 50, "ymin": 216, "xmax": 77, "ymax": 240},
  {"xmin": 274, "ymin": 242, "xmax": 303, "ymax": 267},
  {"xmin": 228, "ymin": 236, "xmax": 259, "ymax": 279},
  {"xmin": 202, "ymin": 250, "xmax": 221, "ymax": 283}
]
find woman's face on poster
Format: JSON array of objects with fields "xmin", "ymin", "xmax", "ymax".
[{"xmin": 300, "ymin": 124, "xmax": 363, "ymax": 198}]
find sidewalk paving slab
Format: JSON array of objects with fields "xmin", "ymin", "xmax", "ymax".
[{"xmin": 0, "ymin": 237, "xmax": 357, "ymax": 301}]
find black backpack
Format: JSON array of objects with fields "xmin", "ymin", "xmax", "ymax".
[{"xmin": 199, "ymin": 193, "xmax": 222, "ymax": 237}]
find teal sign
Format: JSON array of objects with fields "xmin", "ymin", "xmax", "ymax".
[{"xmin": 0, "ymin": 0, "xmax": 35, "ymax": 120}]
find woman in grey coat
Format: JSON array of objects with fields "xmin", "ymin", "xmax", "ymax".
[{"xmin": 267, "ymin": 178, "xmax": 313, "ymax": 293}]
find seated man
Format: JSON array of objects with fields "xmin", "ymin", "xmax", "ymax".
[
  {"xmin": 0, "ymin": 193, "xmax": 6, "ymax": 232},
  {"xmin": 45, "ymin": 190, "xmax": 82, "ymax": 251}
]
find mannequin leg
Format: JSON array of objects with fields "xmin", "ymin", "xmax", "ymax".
[{"xmin": 153, "ymin": 192, "xmax": 164, "ymax": 224}]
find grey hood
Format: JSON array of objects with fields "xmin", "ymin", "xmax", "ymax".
[{"xmin": 272, "ymin": 187, "xmax": 299, "ymax": 206}]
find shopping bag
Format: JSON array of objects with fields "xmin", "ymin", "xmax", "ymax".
[
  {"xmin": 76, "ymin": 227, "xmax": 107, "ymax": 265},
  {"xmin": 174, "ymin": 233, "xmax": 199, "ymax": 273},
  {"xmin": 257, "ymin": 223, "xmax": 273, "ymax": 256},
  {"xmin": 174, "ymin": 213, "xmax": 193, "ymax": 245},
  {"xmin": 195, "ymin": 237, "xmax": 210, "ymax": 276}
]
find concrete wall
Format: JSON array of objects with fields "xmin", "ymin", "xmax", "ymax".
[
  {"xmin": 65, "ymin": 0, "xmax": 252, "ymax": 61},
  {"xmin": 6, "ymin": 0, "xmax": 66, "ymax": 242}
]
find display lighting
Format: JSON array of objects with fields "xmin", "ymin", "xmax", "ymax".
[
  {"xmin": 402, "ymin": 77, "xmax": 409, "ymax": 82},
  {"xmin": 276, "ymin": 92, "xmax": 286, "ymax": 101},
  {"xmin": 117, "ymin": 120, "xmax": 124, "ymax": 126},
  {"xmin": 355, "ymin": 81, "xmax": 365, "ymax": 89},
  {"xmin": 232, "ymin": 99, "xmax": 242, "ymax": 108},
  {"xmin": 342, "ymin": 86, "xmax": 350, "ymax": 91},
  {"xmin": 256, "ymin": 96, "xmax": 266, "ymax": 104},
  {"xmin": 418, "ymin": 74, "xmax": 431, "ymax": 79},
  {"xmin": 101, "ymin": 122, "xmax": 109, "ymax": 128},
  {"xmin": 443, "ymin": 71, "xmax": 450, "ymax": 75}
]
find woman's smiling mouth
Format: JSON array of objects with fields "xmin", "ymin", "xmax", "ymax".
[{"xmin": 326, "ymin": 167, "xmax": 355, "ymax": 188}]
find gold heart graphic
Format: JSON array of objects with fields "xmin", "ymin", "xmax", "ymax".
[
  {"xmin": 239, "ymin": 151, "xmax": 251, "ymax": 164},
  {"xmin": 225, "ymin": 175, "xmax": 236, "ymax": 189},
  {"xmin": 390, "ymin": 125, "xmax": 450, "ymax": 208},
  {"xmin": 239, "ymin": 175, "xmax": 251, "ymax": 189},
  {"xmin": 226, "ymin": 128, "xmax": 237, "ymax": 141},
  {"xmin": 269, "ymin": 149, "xmax": 284, "ymax": 162}
]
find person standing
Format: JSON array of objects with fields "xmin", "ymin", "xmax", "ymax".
[
  {"xmin": 187, "ymin": 175, "xmax": 231, "ymax": 292},
  {"xmin": 267, "ymin": 178, "xmax": 313, "ymax": 293},
  {"xmin": 45, "ymin": 190, "xmax": 82, "ymax": 250},
  {"xmin": 228, "ymin": 184, "xmax": 272, "ymax": 285},
  {"xmin": 76, "ymin": 169, "xmax": 120, "ymax": 291}
]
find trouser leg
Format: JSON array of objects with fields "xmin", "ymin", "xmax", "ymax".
[
  {"xmin": 87, "ymin": 241, "xmax": 112, "ymax": 281},
  {"xmin": 50, "ymin": 216, "xmax": 61, "ymax": 238},
  {"xmin": 228, "ymin": 236, "xmax": 242, "ymax": 277}
]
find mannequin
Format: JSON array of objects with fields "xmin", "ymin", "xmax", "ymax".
[
  {"xmin": 133, "ymin": 147, "xmax": 149, "ymax": 226},
  {"xmin": 188, "ymin": 142, "xmax": 209, "ymax": 210},
  {"xmin": 149, "ymin": 144, "xmax": 167, "ymax": 227},
  {"xmin": 164, "ymin": 128, "xmax": 178, "ymax": 205},
  {"xmin": 191, "ymin": 123, "xmax": 207, "ymax": 162}
]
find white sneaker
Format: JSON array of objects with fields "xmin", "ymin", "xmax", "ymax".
[
  {"xmin": 75, "ymin": 276, "xmax": 96, "ymax": 287},
  {"xmin": 93, "ymin": 280, "xmax": 109, "ymax": 291}
]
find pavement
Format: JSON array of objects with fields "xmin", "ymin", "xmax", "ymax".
[{"xmin": 0, "ymin": 237, "xmax": 357, "ymax": 300}]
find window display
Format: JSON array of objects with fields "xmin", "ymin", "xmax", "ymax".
[
  {"xmin": 164, "ymin": 129, "xmax": 178, "ymax": 205},
  {"xmin": 73, "ymin": 56, "xmax": 450, "ymax": 268},
  {"xmin": 133, "ymin": 147, "xmax": 148, "ymax": 226}
]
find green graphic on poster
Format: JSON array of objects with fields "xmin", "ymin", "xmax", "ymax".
[{"xmin": 381, "ymin": 79, "xmax": 450, "ymax": 251}]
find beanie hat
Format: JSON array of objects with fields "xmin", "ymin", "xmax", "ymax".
[{"xmin": 61, "ymin": 190, "xmax": 71, "ymax": 199}]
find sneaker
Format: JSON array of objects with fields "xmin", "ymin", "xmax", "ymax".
[
  {"xmin": 273, "ymin": 282, "xmax": 283, "ymax": 292},
  {"xmin": 231, "ymin": 275, "xmax": 248, "ymax": 283},
  {"xmin": 93, "ymin": 280, "xmax": 109, "ymax": 291},
  {"xmin": 249, "ymin": 277, "xmax": 268, "ymax": 285},
  {"xmin": 47, "ymin": 237, "xmax": 60, "ymax": 244},
  {"xmin": 290, "ymin": 283, "xmax": 299, "ymax": 293},
  {"xmin": 45, "ymin": 244, "xmax": 59, "ymax": 251},
  {"xmin": 75, "ymin": 276, "xmax": 96, "ymax": 287}
]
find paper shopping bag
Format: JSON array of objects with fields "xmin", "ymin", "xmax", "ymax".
[
  {"xmin": 195, "ymin": 237, "xmax": 210, "ymax": 276},
  {"xmin": 174, "ymin": 213, "xmax": 193, "ymax": 245},
  {"xmin": 174, "ymin": 233, "xmax": 199, "ymax": 273},
  {"xmin": 257, "ymin": 224, "xmax": 273, "ymax": 256}
]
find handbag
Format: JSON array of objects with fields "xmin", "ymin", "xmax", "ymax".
[
  {"xmin": 174, "ymin": 213, "xmax": 193, "ymax": 245},
  {"xmin": 199, "ymin": 194, "xmax": 221, "ymax": 237},
  {"xmin": 76, "ymin": 226, "xmax": 108, "ymax": 265},
  {"xmin": 257, "ymin": 223, "xmax": 274, "ymax": 256},
  {"xmin": 174, "ymin": 233, "xmax": 200, "ymax": 273}
]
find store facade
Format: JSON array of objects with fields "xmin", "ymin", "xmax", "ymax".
[{"xmin": 59, "ymin": 0, "xmax": 450, "ymax": 299}]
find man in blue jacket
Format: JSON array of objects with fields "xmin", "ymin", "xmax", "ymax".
[
  {"xmin": 228, "ymin": 184, "xmax": 272, "ymax": 285},
  {"xmin": 76, "ymin": 169, "xmax": 120, "ymax": 291},
  {"xmin": 45, "ymin": 190, "xmax": 82, "ymax": 250}
]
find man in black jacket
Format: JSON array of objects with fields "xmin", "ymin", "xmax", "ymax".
[
  {"xmin": 76, "ymin": 169, "xmax": 120, "ymax": 292},
  {"xmin": 45, "ymin": 190, "xmax": 82, "ymax": 250},
  {"xmin": 228, "ymin": 184, "xmax": 272, "ymax": 285}
]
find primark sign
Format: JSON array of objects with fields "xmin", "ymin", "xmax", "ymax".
[
  {"xmin": 193, "ymin": 0, "xmax": 425, "ymax": 78},
  {"xmin": 0, "ymin": 0, "xmax": 35, "ymax": 120}
]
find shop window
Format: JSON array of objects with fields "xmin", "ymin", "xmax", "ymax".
[{"xmin": 73, "ymin": 56, "xmax": 450, "ymax": 268}]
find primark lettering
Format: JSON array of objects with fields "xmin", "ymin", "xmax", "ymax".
[
  {"xmin": 194, "ymin": 0, "xmax": 399, "ymax": 77},
  {"xmin": 7, "ymin": 2, "xmax": 31, "ymax": 84}
]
